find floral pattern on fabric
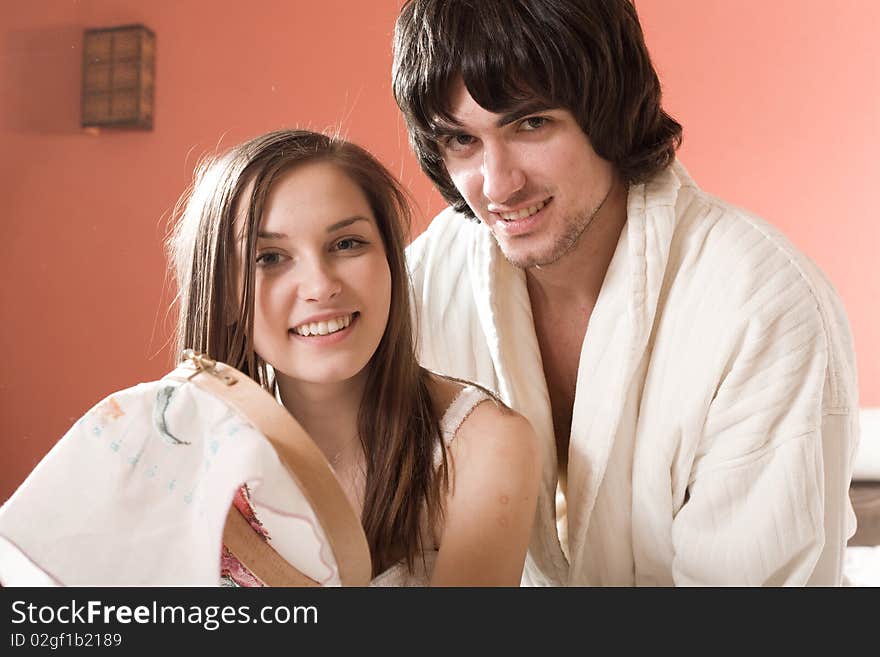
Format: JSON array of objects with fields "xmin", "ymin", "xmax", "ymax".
[
  {"xmin": 220, "ymin": 484, "xmax": 269, "ymax": 587},
  {"xmin": 232, "ymin": 485, "xmax": 269, "ymax": 539},
  {"xmin": 220, "ymin": 544, "xmax": 264, "ymax": 587},
  {"xmin": 219, "ymin": 485, "xmax": 268, "ymax": 587}
]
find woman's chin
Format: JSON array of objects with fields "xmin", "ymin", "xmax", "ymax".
[{"xmin": 274, "ymin": 363, "xmax": 370, "ymax": 390}]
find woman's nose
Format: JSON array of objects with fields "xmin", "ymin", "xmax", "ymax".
[{"xmin": 297, "ymin": 258, "xmax": 341, "ymax": 302}]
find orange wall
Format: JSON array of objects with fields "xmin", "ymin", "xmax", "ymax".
[{"xmin": 2, "ymin": 0, "xmax": 877, "ymax": 502}]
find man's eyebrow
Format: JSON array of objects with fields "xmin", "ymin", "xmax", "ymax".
[
  {"xmin": 496, "ymin": 102, "xmax": 555, "ymax": 127},
  {"xmin": 430, "ymin": 120, "xmax": 465, "ymax": 138},
  {"xmin": 430, "ymin": 101, "xmax": 557, "ymax": 137}
]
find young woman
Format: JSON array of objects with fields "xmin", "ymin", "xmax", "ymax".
[{"xmin": 167, "ymin": 129, "xmax": 540, "ymax": 586}]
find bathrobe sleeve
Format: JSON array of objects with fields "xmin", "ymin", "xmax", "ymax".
[{"xmin": 669, "ymin": 262, "xmax": 859, "ymax": 586}]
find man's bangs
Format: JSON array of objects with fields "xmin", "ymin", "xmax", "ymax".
[
  {"xmin": 457, "ymin": 40, "xmax": 574, "ymax": 128},
  {"xmin": 422, "ymin": 51, "xmax": 558, "ymax": 133},
  {"xmin": 462, "ymin": 67, "xmax": 554, "ymax": 117}
]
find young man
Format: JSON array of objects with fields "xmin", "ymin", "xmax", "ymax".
[{"xmin": 392, "ymin": 0, "xmax": 859, "ymax": 585}]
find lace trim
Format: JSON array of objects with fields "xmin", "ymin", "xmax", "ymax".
[{"xmin": 433, "ymin": 386, "xmax": 491, "ymax": 466}]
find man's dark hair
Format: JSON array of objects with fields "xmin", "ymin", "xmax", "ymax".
[{"xmin": 392, "ymin": 0, "xmax": 683, "ymax": 218}]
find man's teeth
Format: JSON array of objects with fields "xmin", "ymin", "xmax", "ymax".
[
  {"xmin": 293, "ymin": 314, "xmax": 353, "ymax": 337},
  {"xmin": 499, "ymin": 199, "xmax": 547, "ymax": 222}
]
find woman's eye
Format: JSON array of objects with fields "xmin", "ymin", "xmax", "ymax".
[
  {"xmin": 334, "ymin": 238, "xmax": 366, "ymax": 251},
  {"xmin": 256, "ymin": 252, "xmax": 283, "ymax": 266}
]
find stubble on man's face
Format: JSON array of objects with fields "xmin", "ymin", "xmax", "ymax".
[{"xmin": 493, "ymin": 182, "xmax": 614, "ymax": 270}]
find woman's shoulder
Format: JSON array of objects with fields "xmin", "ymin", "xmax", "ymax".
[
  {"xmin": 424, "ymin": 371, "xmax": 468, "ymax": 417},
  {"xmin": 425, "ymin": 371, "xmax": 515, "ymax": 423},
  {"xmin": 424, "ymin": 371, "xmax": 536, "ymax": 457}
]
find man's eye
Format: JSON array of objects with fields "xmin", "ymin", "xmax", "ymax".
[
  {"xmin": 521, "ymin": 116, "xmax": 548, "ymax": 131},
  {"xmin": 442, "ymin": 134, "xmax": 476, "ymax": 151}
]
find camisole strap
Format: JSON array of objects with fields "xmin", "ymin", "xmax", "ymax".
[{"xmin": 433, "ymin": 386, "xmax": 492, "ymax": 466}]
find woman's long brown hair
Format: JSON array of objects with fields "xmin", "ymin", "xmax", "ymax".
[{"xmin": 167, "ymin": 129, "xmax": 446, "ymax": 575}]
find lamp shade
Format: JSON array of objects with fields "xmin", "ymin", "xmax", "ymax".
[{"xmin": 81, "ymin": 24, "xmax": 155, "ymax": 130}]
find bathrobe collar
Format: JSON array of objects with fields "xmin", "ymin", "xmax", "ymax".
[{"xmin": 464, "ymin": 162, "xmax": 687, "ymax": 582}]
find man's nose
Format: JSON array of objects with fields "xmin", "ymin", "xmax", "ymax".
[
  {"xmin": 298, "ymin": 258, "xmax": 342, "ymax": 302},
  {"xmin": 481, "ymin": 143, "xmax": 525, "ymax": 206}
]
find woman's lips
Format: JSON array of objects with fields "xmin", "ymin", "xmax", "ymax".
[{"xmin": 289, "ymin": 312, "xmax": 359, "ymax": 346}]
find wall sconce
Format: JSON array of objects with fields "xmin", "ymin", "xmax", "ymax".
[{"xmin": 81, "ymin": 24, "xmax": 155, "ymax": 130}]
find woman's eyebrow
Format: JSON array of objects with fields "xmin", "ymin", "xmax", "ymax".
[
  {"xmin": 326, "ymin": 216, "xmax": 369, "ymax": 233},
  {"xmin": 256, "ymin": 217, "xmax": 369, "ymax": 240}
]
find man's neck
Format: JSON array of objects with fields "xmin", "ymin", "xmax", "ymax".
[
  {"xmin": 524, "ymin": 178, "xmax": 628, "ymax": 489},
  {"xmin": 525, "ymin": 178, "xmax": 628, "ymax": 309}
]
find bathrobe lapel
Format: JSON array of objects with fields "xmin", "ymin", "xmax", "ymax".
[
  {"xmin": 468, "ymin": 164, "xmax": 683, "ymax": 583},
  {"xmin": 466, "ymin": 225, "xmax": 569, "ymax": 582},
  {"xmin": 565, "ymin": 166, "xmax": 681, "ymax": 581}
]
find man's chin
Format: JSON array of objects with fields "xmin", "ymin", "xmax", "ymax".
[{"xmin": 495, "ymin": 238, "xmax": 565, "ymax": 270}]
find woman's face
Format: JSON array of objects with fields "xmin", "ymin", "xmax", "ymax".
[{"xmin": 242, "ymin": 160, "xmax": 392, "ymax": 388}]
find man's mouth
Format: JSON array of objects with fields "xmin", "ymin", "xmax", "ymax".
[
  {"xmin": 498, "ymin": 198, "xmax": 550, "ymax": 222},
  {"xmin": 290, "ymin": 312, "xmax": 358, "ymax": 337}
]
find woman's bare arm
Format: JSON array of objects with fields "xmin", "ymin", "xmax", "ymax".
[{"xmin": 430, "ymin": 402, "xmax": 540, "ymax": 586}]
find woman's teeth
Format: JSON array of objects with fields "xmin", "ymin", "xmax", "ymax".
[
  {"xmin": 499, "ymin": 199, "xmax": 547, "ymax": 222},
  {"xmin": 292, "ymin": 313, "xmax": 354, "ymax": 337}
]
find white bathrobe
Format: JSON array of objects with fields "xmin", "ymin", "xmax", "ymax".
[{"xmin": 406, "ymin": 161, "xmax": 859, "ymax": 586}]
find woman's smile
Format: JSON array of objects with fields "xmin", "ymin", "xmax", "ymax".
[
  {"xmin": 246, "ymin": 160, "xmax": 391, "ymax": 388},
  {"xmin": 289, "ymin": 311, "xmax": 361, "ymax": 345}
]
